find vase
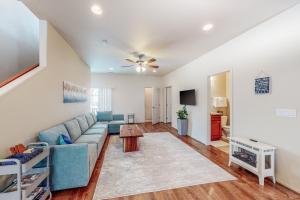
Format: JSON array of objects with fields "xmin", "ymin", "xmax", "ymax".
[{"xmin": 177, "ymin": 119, "xmax": 188, "ymax": 135}]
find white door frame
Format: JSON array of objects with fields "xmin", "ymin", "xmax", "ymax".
[
  {"xmin": 165, "ymin": 86, "xmax": 172, "ymax": 123},
  {"xmin": 207, "ymin": 69, "xmax": 233, "ymax": 145}
]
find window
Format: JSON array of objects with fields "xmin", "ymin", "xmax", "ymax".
[{"xmin": 90, "ymin": 88, "xmax": 112, "ymax": 113}]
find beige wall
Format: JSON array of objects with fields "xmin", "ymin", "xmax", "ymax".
[
  {"xmin": 0, "ymin": 23, "xmax": 90, "ymax": 158},
  {"xmin": 163, "ymin": 4, "xmax": 300, "ymax": 192},
  {"xmin": 211, "ymin": 73, "xmax": 226, "ymax": 98}
]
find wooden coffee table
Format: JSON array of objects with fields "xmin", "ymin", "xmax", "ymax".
[{"xmin": 120, "ymin": 125, "xmax": 144, "ymax": 152}]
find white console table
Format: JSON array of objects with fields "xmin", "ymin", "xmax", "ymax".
[{"xmin": 229, "ymin": 137, "xmax": 276, "ymax": 185}]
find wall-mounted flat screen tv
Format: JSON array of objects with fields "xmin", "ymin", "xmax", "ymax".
[{"xmin": 180, "ymin": 89, "xmax": 196, "ymax": 105}]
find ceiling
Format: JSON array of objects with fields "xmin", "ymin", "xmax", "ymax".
[{"xmin": 22, "ymin": 0, "xmax": 300, "ymax": 76}]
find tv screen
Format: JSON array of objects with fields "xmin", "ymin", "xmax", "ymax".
[{"xmin": 180, "ymin": 89, "xmax": 196, "ymax": 105}]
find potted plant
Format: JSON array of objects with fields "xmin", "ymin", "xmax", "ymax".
[{"xmin": 176, "ymin": 105, "xmax": 188, "ymax": 135}]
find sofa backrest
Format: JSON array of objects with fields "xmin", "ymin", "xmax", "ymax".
[
  {"xmin": 64, "ymin": 119, "xmax": 82, "ymax": 141},
  {"xmin": 39, "ymin": 124, "xmax": 70, "ymax": 145},
  {"xmin": 113, "ymin": 114, "xmax": 124, "ymax": 121},
  {"xmin": 91, "ymin": 112, "xmax": 97, "ymax": 123},
  {"xmin": 75, "ymin": 115, "xmax": 89, "ymax": 133},
  {"xmin": 97, "ymin": 111, "xmax": 113, "ymax": 122},
  {"xmin": 85, "ymin": 113, "xmax": 95, "ymax": 126}
]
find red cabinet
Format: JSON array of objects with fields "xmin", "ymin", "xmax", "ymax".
[{"xmin": 211, "ymin": 114, "xmax": 222, "ymax": 141}]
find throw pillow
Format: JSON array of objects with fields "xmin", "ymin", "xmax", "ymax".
[
  {"xmin": 57, "ymin": 134, "xmax": 73, "ymax": 145},
  {"xmin": 57, "ymin": 135, "xmax": 66, "ymax": 145},
  {"xmin": 62, "ymin": 134, "xmax": 73, "ymax": 144}
]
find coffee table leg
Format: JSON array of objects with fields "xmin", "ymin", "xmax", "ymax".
[{"xmin": 123, "ymin": 137, "xmax": 139, "ymax": 152}]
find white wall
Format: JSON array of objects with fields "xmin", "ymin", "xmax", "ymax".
[
  {"xmin": 0, "ymin": 0, "xmax": 39, "ymax": 83},
  {"xmin": 91, "ymin": 74, "xmax": 162, "ymax": 123},
  {"xmin": 163, "ymin": 4, "xmax": 300, "ymax": 192},
  {"xmin": 0, "ymin": 23, "xmax": 91, "ymax": 158}
]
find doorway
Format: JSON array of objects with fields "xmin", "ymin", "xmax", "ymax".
[
  {"xmin": 165, "ymin": 87, "xmax": 172, "ymax": 126},
  {"xmin": 208, "ymin": 71, "xmax": 232, "ymax": 154},
  {"xmin": 144, "ymin": 87, "xmax": 160, "ymax": 124}
]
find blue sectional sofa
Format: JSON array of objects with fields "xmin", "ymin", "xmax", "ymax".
[
  {"xmin": 38, "ymin": 113, "xmax": 108, "ymax": 191},
  {"xmin": 97, "ymin": 111, "xmax": 126, "ymax": 134}
]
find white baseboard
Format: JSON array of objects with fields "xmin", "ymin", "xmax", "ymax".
[{"xmin": 276, "ymin": 178, "xmax": 300, "ymax": 194}]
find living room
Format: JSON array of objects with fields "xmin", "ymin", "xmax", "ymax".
[{"xmin": 1, "ymin": 0, "xmax": 300, "ymax": 200}]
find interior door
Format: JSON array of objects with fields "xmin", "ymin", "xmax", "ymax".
[
  {"xmin": 166, "ymin": 87, "xmax": 172, "ymax": 123},
  {"xmin": 152, "ymin": 87, "xmax": 160, "ymax": 125}
]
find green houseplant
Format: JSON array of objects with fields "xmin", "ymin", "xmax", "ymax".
[
  {"xmin": 177, "ymin": 106, "xmax": 188, "ymax": 135},
  {"xmin": 177, "ymin": 105, "xmax": 188, "ymax": 119}
]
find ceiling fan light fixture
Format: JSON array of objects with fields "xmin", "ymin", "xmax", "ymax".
[
  {"xmin": 202, "ymin": 23, "xmax": 214, "ymax": 31},
  {"xmin": 91, "ymin": 4, "xmax": 103, "ymax": 15},
  {"xmin": 153, "ymin": 69, "xmax": 157, "ymax": 73},
  {"xmin": 136, "ymin": 66, "xmax": 141, "ymax": 72},
  {"xmin": 142, "ymin": 67, "xmax": 146, "ymax": 72}
]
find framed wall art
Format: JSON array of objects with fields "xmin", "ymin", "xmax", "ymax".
[
  {"xmin": 63, "ymin": 81, "xmax": 87, "ymax": 103},
  {"xmin": 255, "ymin": 71, "xmax": 271, "ymax": 94}
]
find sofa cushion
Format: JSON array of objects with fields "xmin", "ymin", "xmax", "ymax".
[
  {"xmin": 64, "ymin": 119, "xmax": 82, "ymax": 141},
  {"xmin": 75, "ymin": 115, "xmax": 89, "ymax": 133},
  {"xmin": 85, "ymin": 113, "xmax": 95, "ymax": 127},
  {"xmin": 75, "ymin": 134, "xmax": 106, "ymax": 155},
  {"xmin": 109, "ymin": 120, "xmax": 126, "ymax": 125},
  {"xmin": 84, "ymin": 128, "xmax": 106, "ymax": 135},
  {"xmin": 91, "ymin": 122, "xmax": 108, "ymax": 129},
  {"xmin": 39, "ymin": 124, "xmax": 70, "ymax": 145},
  {"xmin": 75, "ymin": 135, "xmax": 102, "ymax": 145},
  {"xmin": 97, "ymin": 111, "xmax": 113, "ymax": 122},
  {"xmin": 91, "ymin": 112, "xmax": 97, "ymax": 123}
]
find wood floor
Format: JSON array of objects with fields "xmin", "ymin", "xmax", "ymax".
[{"xmin": 52, "ymin": 123, "xmax": 300, "ymax": 200}]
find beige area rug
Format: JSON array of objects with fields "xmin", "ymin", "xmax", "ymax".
[
  {"xmin": 211, "ymin": 140, "xmax": 230, "ymax": 154},
  {"xmin": 93, "ymin": 133, "xmax": 236, "ymax": 200}
]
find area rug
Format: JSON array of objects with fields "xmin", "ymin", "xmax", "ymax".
[
  {"xmin": 211, "ymin": 140, "xmax": 230, "ymax": 154},
  {"xmin": 93, "ymin": 132, "xmax": 236, "ymax": 200}
]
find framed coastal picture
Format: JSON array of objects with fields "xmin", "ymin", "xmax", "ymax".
[
  {"xmin": 255, "ymin": 77, "xmax": 271, "ymax": 94},
  {"xmin": 63, "ymin": 81, "xmax": 87, "ymax": 103}
]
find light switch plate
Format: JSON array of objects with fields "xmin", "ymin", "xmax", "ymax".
[{"xmin": 276, "ymin": 109, "xmax": 297, "ymax": 118}]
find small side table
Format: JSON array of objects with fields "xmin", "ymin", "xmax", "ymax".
[{"xmin": 128, "ymin": 113, "xmax": 135, "ymax": 124}]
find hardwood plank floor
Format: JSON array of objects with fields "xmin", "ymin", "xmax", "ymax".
[{"xmin": 52, "ymin": 123, "xmax": 300, "ymax": 200}]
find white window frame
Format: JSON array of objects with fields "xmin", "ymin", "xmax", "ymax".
[{"xmin": 90, "ymin": 88, "xmax": 112, "ymax": 113}]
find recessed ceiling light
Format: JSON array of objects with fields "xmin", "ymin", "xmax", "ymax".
[
  {"xmin": 102, "ymin": 39, "xmax": 108, "ymax": 46},
  {"xmin": 91, "ymin": 5, "xmax": 103, "ymax": 15},
  {"xmin": 202, "ymin": 23, "xmax": 214, "ymax": 31}
]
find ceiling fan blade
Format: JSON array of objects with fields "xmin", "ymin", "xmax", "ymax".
[
  {"xmin": 125, "ymin": 58, "xmax": 136, "ymax": 63},
  {"xmin": 148, "ymin": 65, "xmax": 159, "ymax": 69},
  {"xmin": 120, "ymin": 65, "xmax": 134, "ymax": 68},
  {"xmin": 147, "ymin": 58, "xmax": 156, "ymax": 63}
]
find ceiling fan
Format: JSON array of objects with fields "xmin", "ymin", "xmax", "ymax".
[{"xmin": 122, "ymin": 53, "xmax": 159, "ymax": 73}]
